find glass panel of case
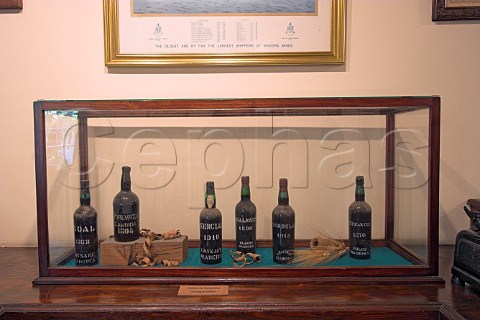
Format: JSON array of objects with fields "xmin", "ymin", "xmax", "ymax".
[
  {"xmin": 394, "ymin": 109, "xmax": 430, "ymax": 262},
  {"xmin": 46, "ymin": 113, "xmax": 396, "ymax": 267}
]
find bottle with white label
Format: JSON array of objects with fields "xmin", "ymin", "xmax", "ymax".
[
  {"xmin": 272, "ymin": 178, "xmax": 295, "ymax": 264},
  {"xmin": 348, "ymin": 176, "xmax": 372, "ymax": 259},
  {"xmin": 73, "ymin": 180, "xmax": 98, "ymax": 266},
  {"xmin": 113, "ymin": 166, "xmax": 140, "ymax": 242},
  {"xmin": 235, "ymin": 176, "xmax": 257, "ymax": 254},
  {"xmin": 199, "ymin": 181, "xmax": 222, "ymax": 264}
]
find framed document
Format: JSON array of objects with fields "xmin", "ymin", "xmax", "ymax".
[
  {"xmin": 103, "ymin": 0, "xmax": 346, "ymax": 67},
  {"xmin": 432, "ymin": 0, "xmax": 480, "ymax": 20}
]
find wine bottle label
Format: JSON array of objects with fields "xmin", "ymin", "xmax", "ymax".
[
  {"xmin": 75, "ymin": 252, "xmax": 97, "ymax": 265},
  {"xmin": 200, "ymin": 221, "xmax": 222, "ymax": 264},
  {"xmin": 349, "ymin": 221, "xmax": 371, "ymax": 228},
  {"xmin": 200, "ymin": 222, "xmax": 222, "ymax": 230},
  {"xmin": 74, "ymin": 225, "xmax": 96, "ymax": 233},
  {"xmin": 272, "ymin": 222, "xmax": 294, "ymax": 230},
  {"xmin": 349, "ymin": 220, "xmax": 371, "ymax": 258},
  {"xmin": 272, "ymin": 222, "xmax": 294, "ymax": 264},
  {"xmin": 114, "ymin": 212, "xmax": 138, "ymax": 236},
  {"xmin": 238, "ymin": 240, "xmax": 254, "ymax": 251},
  {"xmin": 236, "ymin": 217, "xmax": 256, "ymax": 252},
  {"xmin": 236, "ymin": 217, "xmax": 256, "ymax": 223},
  {"xmin": 274, "ymin": 249, "xmax": 294, "ymax": 263},
  {"xmin": 200, "ymin": 248, "xmax": 222, "ymax": 261},
  {"xmin": 74, "ymin": 221, "xmax": 98, "ymax": 265}
]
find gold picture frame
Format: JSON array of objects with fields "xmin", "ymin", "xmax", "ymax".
[{"xmin": 103, "ymin": 0, "xmax": 345, "ymax": 67}]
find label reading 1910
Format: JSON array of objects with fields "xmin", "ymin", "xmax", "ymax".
[{"xmin": 200, "ymin": 222, "xmax": 222, "ymax": 264}]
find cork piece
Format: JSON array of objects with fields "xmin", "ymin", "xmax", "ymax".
[{"xmin": 100, "ymin": 235, "xmax": 188, "ymax": 266}]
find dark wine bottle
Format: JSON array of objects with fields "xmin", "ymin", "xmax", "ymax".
[
  {"xmin": 113, "ymin": 166, "xmax": 140, "ymax": 242},
  {"xmin": 348, "ymin": 176, "xmax": 372, "ymax": 259},
  {"xmin": 199, "ymin": 181, "xmax": 222, "ymax": 264},
  {"xmin": 73, "ymin": 180, "xmax": 98, "ymax": 266},
  {"xmin": 272, "ymin": 178, "xmax": 295, "ymax": 264},
  {"xmin": 235, "ymin": 176, "xmax": 257, "ymax": 254}
]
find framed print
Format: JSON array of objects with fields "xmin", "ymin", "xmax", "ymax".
[
  {"xmin": 0, "ymin": 0, "xmax": 22, "ymax": 9},
  {"xmin": 433, "ymin": 0, "xmax": 480, "ymax": 20},
  {"xmin": 103, "ymin": 0, "xmax": 345, "ymax": 67}
]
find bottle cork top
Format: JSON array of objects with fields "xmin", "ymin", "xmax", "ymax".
[
  {"xmin": 241, "ymin": 176, "xmax": 250, "ymax": 184},
  {"xmin": 356, "ymin": 176, "xmax": 364, "ymax": 184},
  {"xmin": 122, "ymin": 166, "xmax": 131, "ymax": 172},
  {"xmin": 206, "ymin": 181, "xmax": 215, "ymax": 193},
  {"xmin": 279, "ymin": 178, "xmax": 288, "ymax": 187}
]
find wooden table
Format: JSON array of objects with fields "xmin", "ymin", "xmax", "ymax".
[{"xmin": 1, "ymin": 246, "xmax": 479, "ymax": 319}]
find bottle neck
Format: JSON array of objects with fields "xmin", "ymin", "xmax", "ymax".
[
  {"xmin": 278, "ymin": 186, "xmax": 289, "ymax": 205},
  {"xmin": 355, "ymin": 184, "xmax": 365, "ymax": 201},
  {"xmin": 80, "ymin": 181, "xmax": 90, "ymax": 206},
  {"xmin": 205, "ymin": 194, "xmax": 216, "ymax": 209},
  {"xmin": 80, "ymin": 189, "xmax": 90, "ymax": 206},
  {"xmin": 205, "ymin": 181, "xmax": 216, "ymax": 209},
  {"xmin": 241, "ymin": 184, "xmax": 250, "ymax": 201},
  {"xmin": 121, "ymin": 171, "xmax": 131, "ymax": 191}
]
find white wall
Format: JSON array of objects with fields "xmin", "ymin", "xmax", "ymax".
[{"xmin": 1, "ymin": 0, "xmax": 479, "ymax": 246}]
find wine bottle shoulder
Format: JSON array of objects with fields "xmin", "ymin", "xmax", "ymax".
[
  {"xmin": 74, "ymin": 205, "xmax": 97, "ymax": 216},
  {"xmin": 113, "ymin": 190, "xmax": 139, "ymax": 202},
  {"xmin": 235, "ymin": 199, "xmax": 256, "ymax": 212},
  {"xmin": 272, "ymin": 204, "xmax": 295, "ymax": 217},
  {"xmin": 200, "ymin": 207, "xmax": 222, "ymax": 218},
  {"xmin": 348, "ymin": 201, "xmax": 372, "ymax": 212}
]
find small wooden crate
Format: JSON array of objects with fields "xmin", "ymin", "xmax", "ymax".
[{"xmin": 100, "ymin": 235, "xmax": 188, "ymax": 266}]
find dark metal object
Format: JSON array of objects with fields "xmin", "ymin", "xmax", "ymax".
[
  {"xmin": 451, "ymin": 204, "xmax": 480, "ymax": 289},
  {"xmin": 463, "ymin": 206, "xmax": 480, "ymax": 231}
]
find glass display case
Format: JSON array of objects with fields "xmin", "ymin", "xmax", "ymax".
[{"xmin": 33, "ymin": 97, "xmax": 441, "ymax": 284}]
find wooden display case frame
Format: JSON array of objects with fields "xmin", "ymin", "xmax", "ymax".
[{"xmin": 33, "ymin": 96, "xmax": 441, "ymax": 285}]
